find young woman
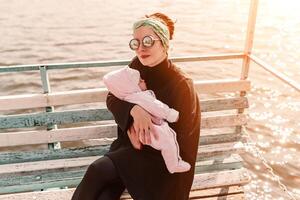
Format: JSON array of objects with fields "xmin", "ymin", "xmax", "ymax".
[
  {"xmin": 103, "ymin": 66, "xmax": 191, "ymax": 174},
  {"xmin": 71, "ymin": 12, "xmax": 201, "ymax": 200}
]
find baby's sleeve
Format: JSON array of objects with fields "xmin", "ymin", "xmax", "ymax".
[{"xmin": 124, "ymin": 90, "xmax": 179, "ymax": 122}]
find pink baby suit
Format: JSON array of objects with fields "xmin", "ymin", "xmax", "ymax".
[{"xmin": 103, "ymin": 66, "xmax": 191, "ymax": 173}]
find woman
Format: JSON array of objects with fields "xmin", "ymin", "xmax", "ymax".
[
  {"xmin": 103, "ymin": 66, "xmax": 191, "ymax": 174},
  {"xmin": 71, "ymin": 12, "xmax": 201, "ymax": 200}
]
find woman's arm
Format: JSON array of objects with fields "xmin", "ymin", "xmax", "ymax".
[
  {"xmin": 125, "ymin": 91, "xmax": 179, "ymax": 123},
  {"xmin": 106, "ymin": 92, "xmax": 156, "ymax": 146},
  {"xmin": 171, "ymin": 78, "xmax": 201, "ymax": 164},
  {"xmin": 172, "ymin": 78, "xmax": 200, "ymax": 134},
  {"xmin": 105, "ymin": 57, "xmax": 142, "ymax": 132},
  {"xmin": 106, "ymin": 92, "xmax": 136, "ymax": 132}
]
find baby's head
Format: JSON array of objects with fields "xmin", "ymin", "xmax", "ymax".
[
  {"xmin": 138, "ymin": 78, "xmax": 147, "ymax": 91},
  {"xmin": 124, "ymin": 66, "xmax": 147, "ymax": 92}
]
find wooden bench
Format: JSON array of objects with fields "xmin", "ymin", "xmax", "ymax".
[{"xmin": 0, "ymin": 75, "xmax": 251, "ymax": 199}]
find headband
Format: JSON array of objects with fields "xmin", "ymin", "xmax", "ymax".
[{"xmin": 133, "ymin": 18, "xmax": 170, "ymax": 50}]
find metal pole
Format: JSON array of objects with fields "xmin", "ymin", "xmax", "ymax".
[
  {"xmin": 249, "ymin": 55, "xmax": 300, "ymax": 92},
  {"xmin": 39, "ymin": 66, "xmax": 61, "ymax": 150}
]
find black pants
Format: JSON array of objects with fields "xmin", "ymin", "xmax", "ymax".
[{"xmin": 71, "ymin": 156, "xmax": 125, "ymax": 200}]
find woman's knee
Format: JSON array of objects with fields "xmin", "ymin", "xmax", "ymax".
[
  {"xmin": 85, "ymin": 161, "xmax": 100, "ymax": 177},
  {"xmin": 97, "ymin": 182, "xmax": 125, "ymax": 200},
  {"xmin": 84, "ymin": 156, "xmax": 118, "ymax": 183}
]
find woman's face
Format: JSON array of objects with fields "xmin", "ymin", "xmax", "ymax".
[{"xmin": 133, "ymin": 26, "xmax": 167, "ymax": 67}]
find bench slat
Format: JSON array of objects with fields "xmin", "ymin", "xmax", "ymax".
[
  {"xmin": 0, "ymin": 141, "xmax": 244, "ymax": 165},
  {"xmin": 196, "ymin": 142, "xmax": 244, "ymax": 161},
  {"xmin": 0, "ymin": 80, "xmax": 250, "ymax": 111},
  {"xmin": 201, "ymin": 97, "xmax": 248, "ymax": 112},
  {"xmin": 194, "ymin": 79, "xmax": 250, "ymax": 94},
  {"xmin": 0, "ymin": 154, "xmax": 243, "ymax": 175},
  {"xmin": 0, "ymin": 109, "xmax": 247, "ymax": 129},
  {"xmin": 189, "ymin": 186, "xmax": 244, "ymax": 198},
  {"xmin": 0, "ymin": 158, "xmax": 243, "ymax": 190},
  {"xmin": 0, "ymin": 124, "xmax": 242, "ymax": 147},
  {"xmin": 193, "ymin": 168, "xmax": 250, "ymax": 190},
  {"xmin": 201, "ymin": 114, "xmax": 247, "ymax": 129},
  {"xmin": 0, "ymin": 125, "xmax": 117, "ymax": 147},
  {"xmin": 0, "ymin": 186, "xmax": 244, "ymax": 200},
  {"xmin": 185, "ymin": 193, "xmax": 245, "ymax": 200},
  {"xmin": 0, "ymin": 168, "xmax": 250, "ymax": 195},
  {"xmin": 0, "ymin": 109, "xmax": 113, "ymax": 129}
]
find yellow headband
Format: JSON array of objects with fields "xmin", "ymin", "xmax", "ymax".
[{"xmin": 133, "ymin": 18, "xmax": 170, "ymax": 50}]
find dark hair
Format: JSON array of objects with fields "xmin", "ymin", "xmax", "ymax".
[{"xmin": 145, "ymin": 13, "xmax": 175, "ymax": 40}]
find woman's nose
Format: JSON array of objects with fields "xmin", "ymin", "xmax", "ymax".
[{"xmin": 137, "ymin": 45, "xmax": 146, "ymax": 52}]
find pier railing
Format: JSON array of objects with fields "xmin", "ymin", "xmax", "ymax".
[{"xmin": 0, "ymin": 0, "xmax": 298, "ymax": 198}]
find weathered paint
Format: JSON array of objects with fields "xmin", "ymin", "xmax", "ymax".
[
  {"xmin": 0, "ymin": 109, "xmax": 113, "ymax": 129},
  {"xmin": 0, "ymin": 158, "xmax": 244, "ymax": 194},
  {"xmin": 0, "ymin": 141, "xmax": 243, "ymax": 166},
  {"xmin": 0, "ymin": 110, "xmax": 246, "ymax": 129}
]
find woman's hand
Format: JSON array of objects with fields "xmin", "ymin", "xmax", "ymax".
[
  {"xmin": 127, "ymin": 125, "xmax": 142, "ymax": 150},
  {"xmin": 130, "ymin": 105, "xmax": 158, "ymax": 145}
]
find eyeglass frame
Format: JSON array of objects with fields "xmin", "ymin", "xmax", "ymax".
[{"xmin": 129, "ymin": 35, "xmax": 161, "ymax": 51}]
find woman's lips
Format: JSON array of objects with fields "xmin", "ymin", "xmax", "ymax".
[{"xmin": 140, "ymin": 55, "xmax": 150, "ymax": 59}]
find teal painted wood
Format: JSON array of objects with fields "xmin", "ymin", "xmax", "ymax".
[
  {"xmin": 0, "ymin": 54, "xmax": 243, "ymax": 73},
  {"xmin": 0, "ymin": 178, "xmax": 81, "ymax": 195},
  {"xmin": 0, "ymin": 168, "xmax": 84, "ymax": 187},
  {"xmin": 0, "ymin": 170, "xmax": 83, "ymax": 194},
  {"xmin": 0, "ymin": 109, "xmax": 246, "ymax": 130},
  {"xmin": 0, "ymin": 109, "xmax": 113, "ymax": 129},
  {"xmin": 0, "ymin": 141, "xmax": 241, "ymax": 165},
  {"xmin": 0, "ymin": 159, "xmax": 243, "ymax": 194},
  {"xmin": 0, "ymin": 145, "xmax": 110, "ymax": 165}
]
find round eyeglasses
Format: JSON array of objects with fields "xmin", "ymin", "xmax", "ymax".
[{"xmin": 129, "ymin": 36, "xmax": 161, "ymax": 51}]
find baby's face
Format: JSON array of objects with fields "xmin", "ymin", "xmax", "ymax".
[{"xmin": 138, "ymin": 78, "xmax": 147, "ymax": 91}]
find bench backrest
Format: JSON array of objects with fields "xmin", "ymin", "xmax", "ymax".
[{"xmin": 0, "ymin": 78, "xmax": 250, "ymax": 194}]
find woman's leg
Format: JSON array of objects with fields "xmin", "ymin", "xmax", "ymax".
[
  {"xmin": 71, "ymin": 156, "xmax": 124, "ymax": 200},
  {"xmin": 97, "ymin": 180, "xmax": 125, "ymax": 200}
]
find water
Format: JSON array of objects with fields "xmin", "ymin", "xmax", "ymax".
[{"xmin": 0, "ymin": 0, "xmax": 299, "ymax": 199}]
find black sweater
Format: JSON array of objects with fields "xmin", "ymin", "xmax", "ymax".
[{"xmin": 105, "ymin": 57, "xmax": 201, "ymax": 200}]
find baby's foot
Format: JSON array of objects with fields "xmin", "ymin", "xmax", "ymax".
[{"xmin": 169, "ymin": 160, "xmax": 191, "ymax": 173}]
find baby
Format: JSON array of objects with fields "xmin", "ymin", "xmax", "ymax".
[{"xmin": 103, "ymin": 66, "xmax": 190, "ymax": 174}]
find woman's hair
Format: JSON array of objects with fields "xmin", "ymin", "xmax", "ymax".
[{"xmin": 145, "ymin": 13, "xmax": 175, "ymax": 40}]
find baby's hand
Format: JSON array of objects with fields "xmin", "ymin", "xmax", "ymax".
[
  {"xmin": 138, "ymin": 78, "xmax": 147, "ymax": 91},
  {"xmin": 151, "ymin": 116, "xmax": 163, "ymax": 125}
]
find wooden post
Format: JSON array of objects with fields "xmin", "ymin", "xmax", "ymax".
[
  {"xmin": 237, "ymin": 0, "xmax": 259, "ymax": 132},
  {"xmin": 241, "ymin": 0, "xmax": 259, "ymax": 81},
  {"xmin": 39, "ymin": 66, "xmax": 61, "ymax": 150}
]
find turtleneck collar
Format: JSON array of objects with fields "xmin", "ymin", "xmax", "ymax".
[
  {"xmin": 132, "ymin": 57, "xmax": 174, "ymax": 90},
  {"xmin": 142, "ymin": 57, "xmax": 172, "ymax": 90}
]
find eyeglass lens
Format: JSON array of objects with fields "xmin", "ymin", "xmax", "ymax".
[{"xmin": 129, "ymin": 36, "xmax": 155, "ymax": 50}]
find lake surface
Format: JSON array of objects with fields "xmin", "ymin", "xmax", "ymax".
[{"xmin": 0, "ymin": 0, "xmax": 299, "ymax": 199}]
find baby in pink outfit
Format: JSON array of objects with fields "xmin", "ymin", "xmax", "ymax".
[{"xmin": 103, "ymin": 66, "xmax": 191, "ymax": 174}]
